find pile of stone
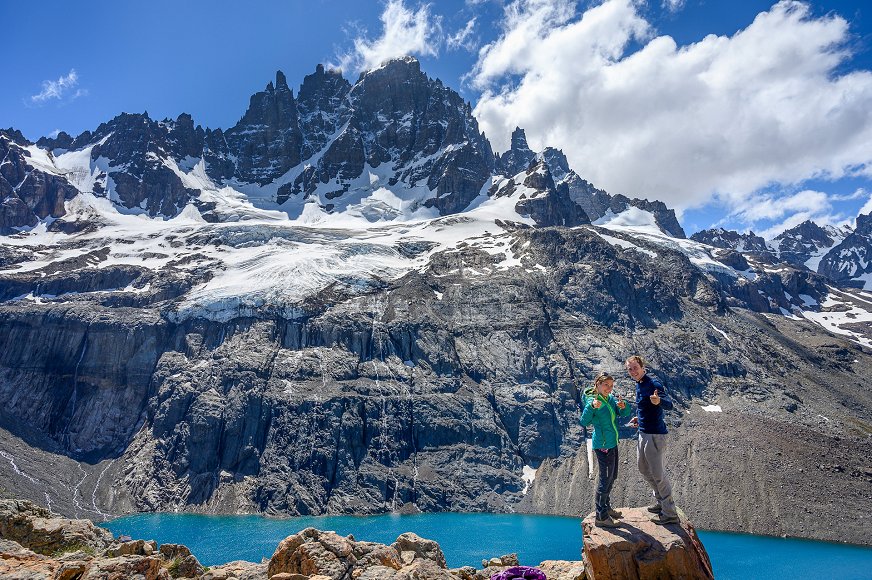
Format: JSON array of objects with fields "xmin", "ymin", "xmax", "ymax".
[
  {"xmin": 0, "ymin": 498, "xmax": 713, "ymax": 579},
  {"xmin": 0, "ymin": 499, "xmax": 202, "ymax": 579}
]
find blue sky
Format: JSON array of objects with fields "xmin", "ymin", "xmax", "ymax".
[{"xmin": 4, "ymin": 0, "xmax": 872, "ymax": 237}]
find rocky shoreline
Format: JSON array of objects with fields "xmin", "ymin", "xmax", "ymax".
[{"xmin": 0, "ymin": 499, "xmax": 715, "ymax": 579}]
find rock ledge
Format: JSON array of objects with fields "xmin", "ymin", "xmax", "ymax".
[{"xmin": 582, "ymin": 507, "xmax": 714, "ymax": 580}]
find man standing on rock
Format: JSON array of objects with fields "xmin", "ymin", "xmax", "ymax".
[{"xmin": 626, "ymin": 355, "xmax": 680, "ymax": 525}]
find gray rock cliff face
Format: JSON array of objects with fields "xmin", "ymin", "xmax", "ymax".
[
  {"xmin": 0, "ymin": 131, "xmax": 79, "ymax": 233},
  {"xmin": 2, "ymin": 220, "xmax": 871, "ymax": 549},
  {"xmin": 1, "ymin": 227, "xmax": 720, "ymax": 513}
]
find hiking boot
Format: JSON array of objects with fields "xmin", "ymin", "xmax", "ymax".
[
  {"xmin": 646, "ymin": 504, "xmax": 663, "ymax": 514},
  {"xmin": 595, "ymin": 515, "xmax": 621, "ymax": 528},
  {"xmin": 607, "ymin": 508, "xmax": 623, "ymax": 519},
  {"xmin": 650, "ymin": 513, "xmax": 680, "ymax": 525}
]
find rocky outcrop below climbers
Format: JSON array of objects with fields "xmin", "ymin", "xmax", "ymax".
[
  {"xmin": 582, "ymin": 507, "xmax": 713, "ymax": 580},
  {"xmin": 0, "ymin": 497, "xmax": 722, "ymax": 579},
  {"xmin": 0, "ymin": 498, "xmax": 594, "ymax": 579}
]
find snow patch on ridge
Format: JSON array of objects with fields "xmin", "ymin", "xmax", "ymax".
[{"xmin": 521, "ymin": 465, "xmax": 537, "ymax": 494}]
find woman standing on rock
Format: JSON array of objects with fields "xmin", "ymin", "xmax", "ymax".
[{"xmin": 580, "ymin": 372, "xmax": 632, "ymax": 527}]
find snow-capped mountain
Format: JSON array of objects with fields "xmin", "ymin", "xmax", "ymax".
[
  {"xmin": 1, "ymin": 58, "xmax": 872, "ymax": 544},
  {"xmin": 692, "ymin": 220, "xmax": 857, "ymax": 283},
  {"xmin": 13, "ymin": 58, "xmax": 499, "ymax": 230},
  {"xmin": 819, "ymin": 213, "xmax": 872, "ymax": 287},
  {"xmin": 689, "ymin": 228, "xmax": 769, "ymax": 254},
  {"xmin": 773, "ymin": 220, "xmax": 852, "ymax": 271}
]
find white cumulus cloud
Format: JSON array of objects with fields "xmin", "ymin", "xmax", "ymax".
[
  {"xmin": 30, "ymin": 69, "xmax": 87, "ymax": 104},
  {"xmin": 470, "ymin": 0, "xmax": 872, "ymax": 219},
  {"xmin": 338, "ymin": 0, "xmax": 443, "ymax": 73}
]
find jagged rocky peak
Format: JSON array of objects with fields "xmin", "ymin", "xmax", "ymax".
[
  {"xmin": 775, "ymin": 219, "xmax": 836, "ymax": 248},
  {"xmin": 531, "ymin": 141, "xmax": 684, "ymax": 238},
  {"xmin": 2, "ymin": 128, "xmax": 31, "ymax": 147},
  {"xmin": 297, "ymin": 63, "xmax": 352, "ymax": 160},
  {"xmin": 818, "ymin": 212, "xmax": 871, "ymax": 286},
  {"xmin": 226, "ymin": 69, "xmax": 304, "ymax": 184},
  {"xmin": 773, "ymin": 219, "xmax": 847, "ymax": 270},
  {"xmin": 298, "ymin": 63, "xmax": 351, "ymax": 109},
  {"xmin": 491, "ymin": 159, "xmax": 589, "ymax": 227},
  {"xmin": 539, "ymin": 147, "xmax": 571, "ymax": 181},
  {"xmin": 291, "ymin": 55, "xmax": 495, "ymax": 215},
  {"xmin": 3, "ymin": 112, "xmax": 201, "ymax": 226},
  {"xmin": 854, "ymin": 212, "xmax": 872, "ymax": 236},
  {"xmin": 601, "ymin": 195, "xmax": 686, "ymax": 238},
  {"xmin": 499, "ymin": 127, "xmax": 536, "ymax": 176},
  {"xmin": 36, "ymin": 130, "xmax": 74, "ymax": 151},
  {"xmin": 160, "ymin": 112, "xmax": 206, "ymax": 161},
  {"xmin": 690, "ymin": 228, "xmax": 769, "ymax": 253},
  {"xmin": 78, "ymin": 111, "xmax": 199, "ymax": 216},
  {"xmin": 351, "ymin": 55, "xmax": 482, "ymax": 158}
]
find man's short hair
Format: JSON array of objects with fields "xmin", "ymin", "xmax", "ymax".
[{"xmin": 625, "ymin": 355, "xmax": 647, "ymax": 368}]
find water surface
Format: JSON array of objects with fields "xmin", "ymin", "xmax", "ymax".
[{"xmin": 102, "ymin": 512, "xmax": 872, "ymax": 579}]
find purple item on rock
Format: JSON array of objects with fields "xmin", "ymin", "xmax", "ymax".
[{"xmin": 489, "ymin": 566, "xmax": 547, "ymax": 580}]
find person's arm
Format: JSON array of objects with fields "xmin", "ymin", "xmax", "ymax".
[
  {"xmin": 614, "ymin": 394, "xmax": 633, "ymax": 417},
  {"xmin": 580, "ymin": 400, "xmax": 595, "ymax": 426},
  {"xmin": 650, "ymin": 377, "xmax": 674, "ymax": 410}
]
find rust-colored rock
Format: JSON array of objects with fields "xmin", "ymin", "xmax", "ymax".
[
  {"xmin": 81, "ymin": 555, "xmax": 170, "ymax": 579},
  {"xmin": 582, "ymin": 507, "xmax": 714, "ymax": 580},
  {"xmin": 0, "ymin": 538, "xmax": 58, "ymax": 579},
  {"xmin": 268, "ymin": 527, "xmax": 359, "ymax": 579}
]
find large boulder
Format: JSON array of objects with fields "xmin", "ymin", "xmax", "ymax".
[
  {"xmin": 267, "ymin": 527, "xmax": 369, "ymax": 579},
  {"xmin": 582, "ymin": 507, "xmax": 714, "ymax": 580},
  {"xmin": 80, "ymin": 555, "xmax": 170, "ymax": 579},
  {"xmin": 391, "ymin": 532, "xmax": 447, "ymax": 568},
  {"xmin": 267, "ymin": 527, "xmax": 455, "ymax": 580},
  {"xmin": 0, "ymin": 499, "xmax": 114, "ymax": 556},
  {"xmin": 159, "ymin": 543, "xmax": 205, "ymax": 578}
]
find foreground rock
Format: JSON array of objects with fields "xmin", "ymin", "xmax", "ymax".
[
  {"xmin": 0, "ymin": 498, "xmax": 114, "ymax": 555},
  {"xmin": 0, "ymin": 497, "xmax": 722, "ymax": 579},
  {"xmin": 267, "ymin": 527, "xmax": 453, "ymax": 579},
  {"xmin": 582, "ymin": 507, "xmax": 714, "ymax": 580},
  {"xmin": 0, "ymin": 499, "xmax": 201, "ymax": 579}
]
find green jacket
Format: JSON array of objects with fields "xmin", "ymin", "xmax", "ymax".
[{"xmin": 579, "ymin": 387, "xmax": 632, "ymax": 449}]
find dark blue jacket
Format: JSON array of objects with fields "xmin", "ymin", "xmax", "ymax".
[{"xmin": 635, "ymin": 374, "xmax": 673, "ymax": 434}]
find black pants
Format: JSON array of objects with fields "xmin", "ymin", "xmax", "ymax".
[{"xmin": 594, "ymin": 446, "xmax": 619, "ymax": 519}]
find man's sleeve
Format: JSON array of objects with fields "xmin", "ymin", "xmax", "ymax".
[{"xmin": 653, "ymin": 376, "xmax": 674, "ymax": 410}]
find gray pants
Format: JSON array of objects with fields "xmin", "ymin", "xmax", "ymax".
[{"xmin": 637, "ymin": 433, "xmax": 677, "ymax": 517}]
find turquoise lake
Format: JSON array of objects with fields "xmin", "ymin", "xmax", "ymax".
[{"xmin": 102, "ymin": 512, "xmax": 872, "ymax": 579}]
